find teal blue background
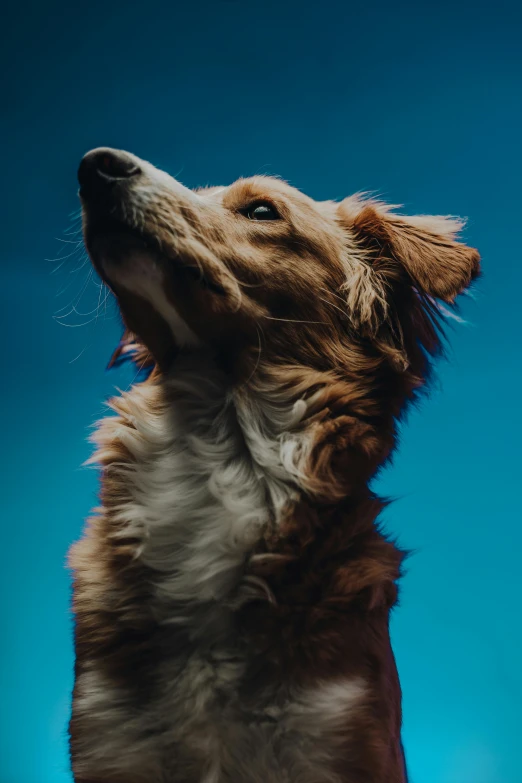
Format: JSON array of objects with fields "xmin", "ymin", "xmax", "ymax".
[{"xmin": 2, "ymin": 1, "xmax": 521, "ymax": 781}]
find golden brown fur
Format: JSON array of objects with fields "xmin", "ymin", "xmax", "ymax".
[{"xmin": 69, "ymin": 148, "xmax": 480, "ymax": 783}]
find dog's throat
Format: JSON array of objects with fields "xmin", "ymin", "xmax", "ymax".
[{"xmin": 91, "ymin": 360, "xmax": 303, "ymax": 628}]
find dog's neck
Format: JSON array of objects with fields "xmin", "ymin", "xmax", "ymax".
[{"xmin": 92, "ymin": 351, "xmax": 316, "ymax": 626}]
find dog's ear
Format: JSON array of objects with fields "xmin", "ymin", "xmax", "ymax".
[{"xmin": 338, "ymin": 196, "xmax": 480, "ymax": 303}]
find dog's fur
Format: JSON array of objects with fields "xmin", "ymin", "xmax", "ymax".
[{"xmin": 69, "ymin": 148, "xmax": 480, "ymax": 783}]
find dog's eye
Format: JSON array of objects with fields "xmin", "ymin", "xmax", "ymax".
[{"xmin": 243, "ymin": 202, "xmax": 280, "ymax": 221}]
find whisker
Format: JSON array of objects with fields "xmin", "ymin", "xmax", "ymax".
[
  {"xmin": 55, "ymin": 237, "xmax": 83, "ymax": 245},
  {"xmin": 69, "ymin": 256, "xmax": 89, "ymax": 274},
  {"xmin": 69, "ymin": 344, "xmax": 91, "ymax": 364},
  {"xmin": 63, "ymin": 225, "xmax": 83, "ymax": 237},
  {"xmin": 55, "ymin": 273, "xmax": 87, "ymax": 300},
  {"xmin": 54, "ymin": 268, "xmax": 93, "ymax": 318},
  {"xmin": 49, "ymin": 252, "xmax": 83, "ymax": 273},
  {"xmin": 55, "ymin": 303, "xmax": 106, "ymax": 318},
  {"xmin": 94, "ymin": 278, "xmax": 106, "ymax": 326},
  {"xmin": 52, "ymin": 317, "xmax": 99, "ymax": 328}
]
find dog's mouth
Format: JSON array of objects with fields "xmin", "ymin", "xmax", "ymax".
[
  {"xmin": 81, "ymin": 209, "xmax": 239, "ymax": 369},
  {"xmin": 84, "ymin": 215, "xmax": 225, "ymax": 296}
]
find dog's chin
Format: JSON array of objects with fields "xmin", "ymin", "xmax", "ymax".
[
  {"xmin": 86, "ymin": 230, "xmax": 203, "ymax": 363},
  {"xmin": 86, "ymin": 226, "xmax": 159, "ymax": 282},
  {"xmin": 96, "ymin": 241, "xmax": 164, "ymax": 293}
]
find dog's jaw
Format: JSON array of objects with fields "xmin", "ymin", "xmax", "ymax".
[{"xmin": 103, "ymin": 249, "xmax": 202, "ymax": 350}]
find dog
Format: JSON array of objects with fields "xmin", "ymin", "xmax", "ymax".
[{"xmin": 68, "ymin": 147, "xmax": 480, "ymax": 783}]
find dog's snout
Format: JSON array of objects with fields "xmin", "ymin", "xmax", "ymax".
[{"xmin": 78, "ymin": 148, "xmax": 141, "ymax": 195}]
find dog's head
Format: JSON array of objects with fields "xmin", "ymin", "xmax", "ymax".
[{"xmin": 79, "ymin": 148, "xmax": 479, "ymax": 496}]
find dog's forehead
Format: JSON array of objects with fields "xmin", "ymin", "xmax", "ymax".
[{"xmin": 195, "ymin": 176, "xmax": 313, "ymax": 206}]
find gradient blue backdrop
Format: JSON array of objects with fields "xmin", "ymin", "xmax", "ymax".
[{"xmin": 2, "ymin": 1, "xmax": 521, "ymax": 781}]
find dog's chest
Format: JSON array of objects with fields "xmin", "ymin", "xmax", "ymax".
[
  {"xmin": 75, "ymin": 647, "xmax": 365, "ymax": 783},
  {"xmin": 110, "ymin": 393, "xmax": 276, "ymax": 610},
  {"xmin": 75, "ymin": 647, "xmax": 244, "ymax": 778},
  {"xmin": 72, "ymin": 378, "xmax": 366, "ymax": 781}
]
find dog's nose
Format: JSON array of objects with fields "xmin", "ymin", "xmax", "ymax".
[{"xmin": 78, "ymin": 148, "xmax": 141, "ymax": 194}]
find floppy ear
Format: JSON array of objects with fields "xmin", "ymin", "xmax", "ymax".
[{"xmin": 338, "ymin": 196, "xmax": 480, "ymax": 303}]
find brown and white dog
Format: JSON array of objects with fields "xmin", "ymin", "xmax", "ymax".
[{"xmin": 68, "ymin": 148, "xmax": 480, "ymax": 783}]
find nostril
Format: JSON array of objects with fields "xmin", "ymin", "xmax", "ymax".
[
  {"xmin": 96, "ymin": 151, "xmax": 140, "ymax": 180},
  {"xmin": 78, "ymin": 147, "xmax": 141, "ymax": 191}
]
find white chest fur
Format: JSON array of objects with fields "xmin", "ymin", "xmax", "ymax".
[{"xmin": 91, "ymin": 357, "xmax": 302, "ymax": 617}]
